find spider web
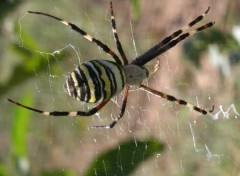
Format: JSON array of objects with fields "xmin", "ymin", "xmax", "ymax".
[{"xmin": 13, "ymin": 0, "xmax": 240, "ymax": 175}]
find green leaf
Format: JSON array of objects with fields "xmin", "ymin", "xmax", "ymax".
[
  {"xmin": 11, "ymin": 92, "xmax": 33, "ymax": 156},
  {"xmin": 84, "ymin": 138, "xmax": 164, "ymax": 176},
  {"xmin": 11, "ymin": 92, "xmax": 33, "ymax": 175}
]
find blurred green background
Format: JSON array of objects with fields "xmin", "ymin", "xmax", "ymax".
[{"xmin": 1, "ymin": 0, "xmax": 240, "ymax": 175}]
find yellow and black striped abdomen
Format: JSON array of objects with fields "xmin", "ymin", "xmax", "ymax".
[{"xmin": 63, "ymin": 60, "xmax": 126, "ymax": 103}]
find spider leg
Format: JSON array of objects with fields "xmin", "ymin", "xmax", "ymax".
[
  {"xmin": 109, "ymin": 1, "xmax": 128, "ymax": 65},
  {"xmin": 140, "ymin": 84, "xmax": 214, "ymax": 115},
  {"xmin": 27, "ymin": 11, "xmax": 123, "ymax": 66},
  {"xmin": 132, "ymin": 7, "xmax": 214, "ymax": 66},
  {"xmin": 133, "ymin": 21, "xmax": 215, "ymax": 66},
  {"xmin": 7, "ymin": 98, "xmax": 110, "ymax": 116},
  {"xmin": 92, "ymin": 86, "xmax": 129, "ymax": 128},
  {"xmin": 133, "ymin": 7, "xmax": 210, "ymax": 63}
]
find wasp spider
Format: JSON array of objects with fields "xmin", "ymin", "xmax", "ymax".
[{"xmin": 8, "ymin": 2, "xmax": 215, "ymax": 128}]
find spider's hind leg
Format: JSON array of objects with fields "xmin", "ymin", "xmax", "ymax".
[
  {"xmin": 7, "ymin": 98, "xmax": 110, "ymax": 117},
  {"xmin": 92, "ymin": 86, "xmax": 129, "ymax": 128}
]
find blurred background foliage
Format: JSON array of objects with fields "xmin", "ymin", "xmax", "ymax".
[{"xmin": 0, "ymin": 0, "xmax": 240, "ymax": 175}]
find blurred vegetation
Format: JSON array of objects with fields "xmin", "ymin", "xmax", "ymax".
[
  {"xmin": 1, "ymin": 0, "xmax": 240, "ymax": 176},
  {"xmin": 183, "ymin": 28, "xmax": 240, "ymax": 68},
  {"xmin": 84, "ymin": 139, "xmax": 164, "ymax": 176},
  {"xmin": 0, "ymin": 0, "xmax": 23, "ymax": 24}
]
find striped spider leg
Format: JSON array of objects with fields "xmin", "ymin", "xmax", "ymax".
[
  {"xmin": 8, "ymin": 98, "xmax": 110, "ymax": 116},
  {"xmin": 140, "ymin": 85, "xmax": 214, "ymax": 115},
  {"xmin": 109, "ymin": 1, "xmax": 128, "ymax": 65},
  {"xmin": 8, "ymin": 1, "xmax": 215, "ymax": 128},
  {"xmin": 132, "ymin": 6, "xmax": 215, "ymax": 66}
]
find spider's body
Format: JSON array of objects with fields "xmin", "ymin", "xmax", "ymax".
[
  {"xmin": 64, "ymin": 59, "xmax": 126, "ymax": 103},
  {"xmin": 8, "ymin": 2, "xmax": 215, "ymax": 128},
  {"xmin": 64, "ymin": 59, "xmax": 148, "ymax": 103}
]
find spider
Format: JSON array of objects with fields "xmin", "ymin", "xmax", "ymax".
[{"xmin": 8, "ymin": 1, "xmax": 215, "ymax": 128}]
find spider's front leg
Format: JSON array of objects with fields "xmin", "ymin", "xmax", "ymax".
[{"xmin": 140, "ymin": 84, "xmax": 214, "ymax": 115}]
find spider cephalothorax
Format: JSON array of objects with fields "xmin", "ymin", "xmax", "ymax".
[{"xmin": 8, "ymin": 2, "xmax": 215, "ymax": 128}]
